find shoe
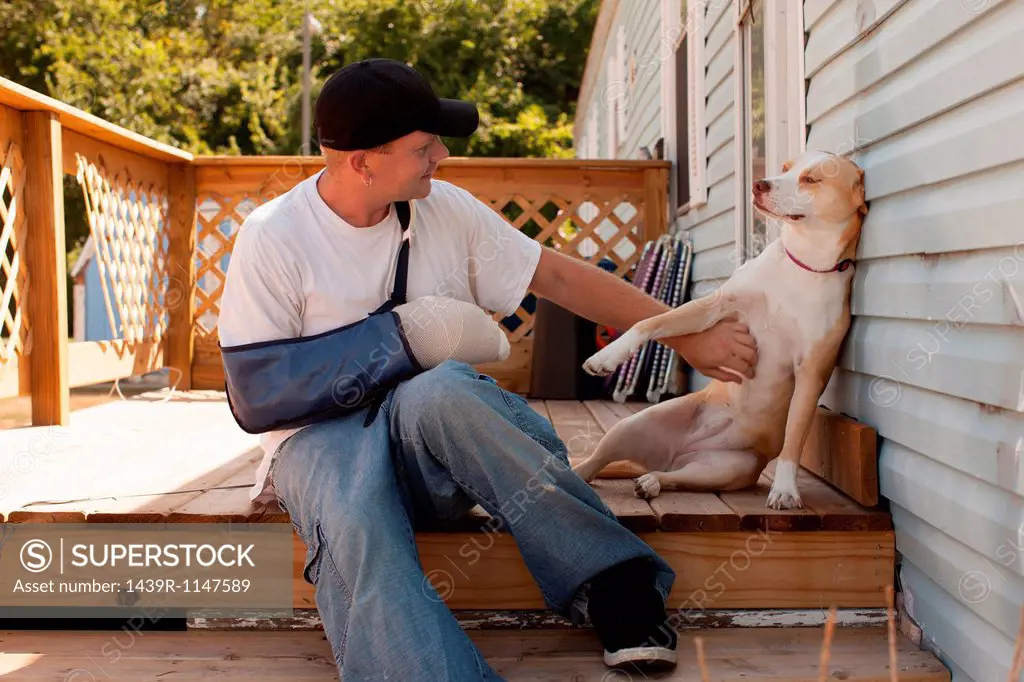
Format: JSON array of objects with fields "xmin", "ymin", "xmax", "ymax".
[{"xmin": 586, "ymin": 557, "xmax": 678, "ymax": 671}]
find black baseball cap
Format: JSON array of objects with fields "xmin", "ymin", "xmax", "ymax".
[{"xmin": 315, "ymin": 58, "xmax": 479, "ymax": 151}]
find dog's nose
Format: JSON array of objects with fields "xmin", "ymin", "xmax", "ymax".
[{"xmin": 753, "ymin": 179, "xmax": 772, "ymax": 195}]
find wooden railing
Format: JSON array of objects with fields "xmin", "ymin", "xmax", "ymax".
[
  {"xmin": 0, "ymin": 77, "xmax": 195, "ymax": 425},
  {"xmin": 0, "ymin": 76, "xmax": 670, "ymax": 424}
]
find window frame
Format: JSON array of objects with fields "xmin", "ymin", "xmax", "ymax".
[
  {"xmin": 734, "ymin": 0, "xmax": 806, "ymax": 264},
  {"xmin": 662, "ymin": 0, "xmax": 707, "ymax": 217}
]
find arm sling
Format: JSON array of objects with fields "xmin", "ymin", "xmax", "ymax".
[{"xmin": 219, "ymin": 200, "xmax": 424, "ymax": 434}]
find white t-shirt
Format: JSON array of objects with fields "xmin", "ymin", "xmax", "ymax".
[{"xmin": 217, "ymin": 170, "xmax": 542, "ymax": 504}]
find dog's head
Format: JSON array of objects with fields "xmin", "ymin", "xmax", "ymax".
[{"xmin": 752, "ymin": 150, "xmax": 867, "ymax": 226}]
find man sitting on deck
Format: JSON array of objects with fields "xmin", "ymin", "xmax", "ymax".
[{"xmin": 217, "ymin": 58, "xmax": 758, "ymax": 681}]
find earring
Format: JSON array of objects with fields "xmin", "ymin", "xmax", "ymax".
[{"xmin": 363, "ymin": 176, "xmax": 373, "ymax": 187}]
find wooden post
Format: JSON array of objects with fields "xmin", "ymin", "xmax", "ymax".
[
  {"xmin": 165, "ymin": 162, "xmax": 197, "ymax": 391},
  {"xmin": 22, "ymin": 110, "xmax": 69, "ymax": 425},
  {"xmin": 642, "ymin": 165, "xmax": 670, "ymax": 242}
]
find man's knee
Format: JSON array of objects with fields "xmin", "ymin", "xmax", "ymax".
[
  {"xmin": 394, "ymin": 360, "xmax": 489, "ymax": 420},
  {"xmin": 406, "ymin": 360, "xmax": 480, "ymax": 395}
]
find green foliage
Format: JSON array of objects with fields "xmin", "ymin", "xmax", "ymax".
[{"xmin": 0, "ymin": 0, "xmax": 598, "ymax": 159}]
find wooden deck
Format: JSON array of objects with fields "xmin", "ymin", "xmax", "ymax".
[
  {"xmin": 0, "ymin": 392, "xmax": 887, "ymax": 529},
  {"xmin": 0, "ymin": 392, "xmax": 895, "ymax": 610},
  {"xmin": 0, "ymin": 627, "xmax": 949, "ymax": 681}
]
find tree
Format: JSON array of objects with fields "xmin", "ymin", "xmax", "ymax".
[
  {"xmin": 0, "ymin": 0, "xmax": 597, "ymax": 328},
  {"xmin": 0, "ymin": 0, "xmax": 597, "ymax": 158}
]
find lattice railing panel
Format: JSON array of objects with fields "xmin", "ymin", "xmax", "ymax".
[
  {"xmin": 190, "ymin": 183, "xmax": 647, "ymax": 348},
  {"xmin": 479, "ymin": 190, "xmax": 644, "ymax": 341},
  {"xmin": 75, "ymin": 154, "xmax": 172, "ymax": 355},
  {"xmin": 194, "ymin": 193, "xmax": 261, "ymax": 339},
  {"xmin": 0, "ymin": 139, "xmax": 29, "ymax": 372}
]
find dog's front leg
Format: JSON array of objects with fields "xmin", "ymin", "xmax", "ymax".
[
  {"xmin": 768, "ymin": 309, "xmax": 850, "ymax": 509},
  {"xmin": 583, "ymin": 293, "xmax": 729, "ymax": 376},
  {"xmin": 765, "ymin": 368, "xmax": 828, "ymax": 509}
]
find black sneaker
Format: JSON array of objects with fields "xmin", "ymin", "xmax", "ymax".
[{"xmin": 585, "ymin": 557, "xmax": 678, "ymax": 671}]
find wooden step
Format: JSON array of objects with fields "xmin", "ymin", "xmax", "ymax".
[
  {"xmin": 292, "ymin": 529, "xmax": 894, "ymax": 611},
  {"xmin": 0, "ymin": 395, "xmax": 894, "ymax": 611},
  {"xmin": 0, "ymin": 627, "xmax": 949, "ymax": 680}
]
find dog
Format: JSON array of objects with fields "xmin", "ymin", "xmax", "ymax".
[{"xmin": 574, "ymin": 150, "xmax": 867, "ymax": 510}]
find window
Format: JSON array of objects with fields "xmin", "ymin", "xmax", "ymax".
[
  {"xmin": 741, "ymin": 0, "xmax": 768, "ymax": 259},
  {"xmin": 737, "ymin": 0, "xmax": 805, "ymax": 263},
  {"xmin": 664, "ymin": 0, "xmax": 706, "ymax": 214}
]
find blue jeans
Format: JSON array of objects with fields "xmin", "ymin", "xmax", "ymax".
[{"xmin": 270, "ymin": 360, "xmax": 675, "ymax": 681}]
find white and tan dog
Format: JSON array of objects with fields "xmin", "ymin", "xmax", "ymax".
[{"xmin": 574, "ymin": 150, "xmax": 867, "ymax": 510}]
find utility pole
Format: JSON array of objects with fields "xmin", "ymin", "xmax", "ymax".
[{"xmin": 300, "ymin": 0, "xmax": 312, "ymax": 155}]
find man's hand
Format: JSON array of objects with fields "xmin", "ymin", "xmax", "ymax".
[
  {"xmin": 528, "ymin": 248, "xmax": 758, "ymax": 382},
  {"xmin": 661, "ymin": 318, "xmax": 758, "ymax": 383}
]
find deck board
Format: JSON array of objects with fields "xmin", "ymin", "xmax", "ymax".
[
  {"xmin": 0, "ymin": 627, "xmax": 949, "ymax": 680},
  {"xmin": 718, "ymin": 475, "xmax": 824, "ymax": 531},
  {"xmin": 587, "ymin": 479, "xmax": 657, "ymax": 531},
  {"xmin": 650, "ymin": 490, "xmax": 743, "ymax": 531},
  {"xmin": 762, "ymin": 460, "xmax": 892, "ymax": 532},
  {"xmin": 544, "ymin": 399, "xmax": 604, "ymax": 461},
  {"xmin": 0, "ymin": 392, "xmax": 263, "ymax": 521}
]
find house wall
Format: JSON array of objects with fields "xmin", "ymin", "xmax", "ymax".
[
  {"xmin": 575, "ymin": 0, "xmax": 1023, "ymax": 677},
  {"xmin": 576, "ymin": 0, "xmax": 666, "ymax": 161},
  {"xmin": 576, "ymin": 0, "xmax": 742, "ymax": 392},
  {"xmin": 675, "ymin": 0, "xmax": 740, "ymax": 391},
  {"xmin": 621, "ymin": 0, "xmax": 666, "ymax": 157},
  {"xmin": 805, "ymin": 1, "xmax": 1024, "ymax": 680},
  {"xmin": 574, "ymin": 0, "xmax": 667, "ymax": 265}
]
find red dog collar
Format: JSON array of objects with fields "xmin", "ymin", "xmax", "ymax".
[{"xmin": 785, "ymin": 247, "xmax": 854, "ymax": 273}]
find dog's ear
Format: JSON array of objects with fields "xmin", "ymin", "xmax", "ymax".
[{"xmin": 854, "ymin": 168, "xmax": 868, "ymax": 217}]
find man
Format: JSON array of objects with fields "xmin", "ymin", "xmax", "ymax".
[{"xmin": 218, "ymin": 58, "xmax": 757, "ymax": 681}]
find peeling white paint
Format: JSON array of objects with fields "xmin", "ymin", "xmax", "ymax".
[{"xmin": 710, "ymin": 609, "xmax": 888, "ymax": 628}]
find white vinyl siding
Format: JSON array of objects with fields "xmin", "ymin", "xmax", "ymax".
[
  {"xmin": 576, "ymin": 2, "xmax": 1023, "ymax": 677},
  {"xmin": 676, "ymin": 0, "xmax": 739, "ymax": 388},
  {"xmin": 808, "ymin": 1, "xmax": 1024, "ymax": 680},
  {"xmin": 622, "ymin": 0, "xmax": 664, "ymax": 156}
]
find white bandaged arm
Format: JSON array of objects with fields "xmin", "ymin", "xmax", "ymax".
[{"xmin": 392, "ymin": 295, "xmax": 511, "ymax": 368}]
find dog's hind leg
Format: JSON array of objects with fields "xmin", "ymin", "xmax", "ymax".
[
  {"xmin": 572, "ymin": 412, "xmax": 649, "ymax": 482},
  {"xmin": 573, "ymin": 393, "xmax": 712, "ymax": 482},
  {"xmin": 633, "ymin": 450, "xmax": 763, "ymax": 499}
]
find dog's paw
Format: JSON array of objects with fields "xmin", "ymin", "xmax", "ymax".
[
  {"xmin": 582, "ymin": 354, "xmax": 615, "ymax": 377},
  {"xmin": 583, "ymin": 345, "xmax": 628, "ymax": 376},
  {"xmin": 582, "ymin": 330, "xmax": 642, "ymax": 376},
  {"xmin": 766, "ymin": 486, "xmax": 803, "ymax": 510},
  {"xmin": 767, "ymin": 459, "xmax": 802, "ymax": 509},
  {"xmin": 634, "ymin": 473, "xmax": 662, "ymax": 499}
]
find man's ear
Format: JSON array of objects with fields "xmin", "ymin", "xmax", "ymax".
[{"xmin": 347, "ymin": 150, "xmax": 371, "ymax": 178}]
